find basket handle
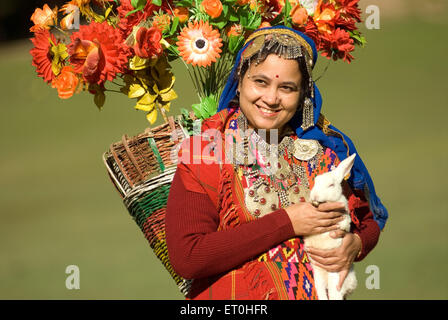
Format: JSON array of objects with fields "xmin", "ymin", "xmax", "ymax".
[
  {"xmin": 122, "ymin": 134, "xmax": 146, "ymax": 181},
  {"xmin": 168, "ymin": 116, "xmax": 178, "ymax": 143}
]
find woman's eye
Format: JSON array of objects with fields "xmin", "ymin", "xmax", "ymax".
[
  {"xmin": 254, "ymin": 79, "xmax": 266, "ymax": 85},
  {"xmin": 281, "ymin": 86, "xmax": 295, "ymax": 92}
]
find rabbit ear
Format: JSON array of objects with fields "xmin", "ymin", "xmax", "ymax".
[{"xmin": 335, "ymin": 153, "xmax": 357, "ymax": 182}]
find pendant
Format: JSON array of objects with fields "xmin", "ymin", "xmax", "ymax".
[
  {"xmin": 245, "ymin": 181, "xmax": 279, "ymax": 218},
  {"xmin": 293, "ymin": 139, "xmax": 320, "ymax": 161}
]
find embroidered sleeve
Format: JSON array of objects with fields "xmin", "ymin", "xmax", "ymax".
[{"xmin": 165, "ymin": 171, "xmax": 296, "ymax": 280}]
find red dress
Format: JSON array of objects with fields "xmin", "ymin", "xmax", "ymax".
[{"xmin": 166, "ymin": 108, "xmax": 380, "ymax": 300}]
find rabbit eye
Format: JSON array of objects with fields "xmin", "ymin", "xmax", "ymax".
[{"xmin": 329, "ymin": 183, "xmax": 335, "ymax": 187}]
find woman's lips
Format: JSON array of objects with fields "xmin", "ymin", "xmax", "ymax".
[{"xmin": 256, "ymin": 105, "xmax": 281, "ymax": 117}]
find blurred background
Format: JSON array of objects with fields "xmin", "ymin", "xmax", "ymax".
[{"xmin": 0, "ymin": 0, "xmax": 447, "ymax": 299}]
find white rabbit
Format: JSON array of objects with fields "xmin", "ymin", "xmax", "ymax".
[{"xmin": 305, "ymin": 153, "xmax": 358, "ymax": 300}]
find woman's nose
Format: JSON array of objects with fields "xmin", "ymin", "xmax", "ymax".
[{"xmin": 262, "ymin": 87, "xmax": 279, "ymax": 106}]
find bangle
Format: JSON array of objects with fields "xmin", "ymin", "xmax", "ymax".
[{"xmin": 353, "ymin": 233, "xmax": 363, "ymax": 259}]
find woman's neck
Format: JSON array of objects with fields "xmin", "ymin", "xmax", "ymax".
[{"xmin": 253, "ymin": 125, "xmax": 294, "ymax": 145}]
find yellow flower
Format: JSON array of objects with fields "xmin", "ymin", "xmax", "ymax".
[
  {"xmin": 122, "ymin": 57, "xmax": 177, "ymax": 124},
  {"xmin": 50, "ymin": 42, "xmax": 69, "ymax": 76}
]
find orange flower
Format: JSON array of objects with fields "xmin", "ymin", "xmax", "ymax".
[
  {"xmin": 237, "ymin": 0, "xmax": 250, "ymax": 4},
  {"xmin": 201, "ymin": 0, "xmax": 223, "ymax": 19},
  {"xmin": 259, "ymin": 21, "xmax": 272, "ymax": 29},
  {"xmin": 177, "ymin": 20, "xmax": 223, "ymax": 67},
  {"xmin": 227, "ymin": 24, "xmax": 243, "ymax": 37},
  {"xmin": 51, "ymin": 66, "xmax": 80, "ymax": 99},
  {"xmin": 314, "ymin": 1, "xmax": 337, "ymax": 34},
  {"xmin": 173, "ymin": 7, "xmax": 189, "ymax": 23},
  {"xmin": 290, "ymin": 5, "xmax": 308, "ymax": 27},
  {"xmin": 153, "ymin": 14, "xmax": 171, "ymax": 32},
  {"xmin": 30, "ymin": 4, "xmax": 57, "ymax": 32}
]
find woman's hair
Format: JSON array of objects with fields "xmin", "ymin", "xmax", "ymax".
[{"xmin": 235, "ymin": 39, "xmax": 312, "ymax": 111}]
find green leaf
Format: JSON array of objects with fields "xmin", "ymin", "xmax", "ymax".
[
  {"xmin": 152, "ymin": 0, "xmax": 162, "ymax": 6},
  {"xmin": 131, "ymin": 0, "xmax": 146, "ymax": 10},
  {"xmin": 238, "ymin": 9, "xmax": 249, "ymax": 28},
  {"xmin": 191, "ymin": 103, "xmax": 206, "ymax": 119},
  {"xmin": 94, "ymin": 91, "xmax": 106, "ymax": 110},
  {"xmin": 222, "ymin": 4, "xmax": 229, "ymax": 17},
  {"xmin": 228, "ymin": 35, "xmax": 244, "ymax": 54},
  {"xmin": 210, "ymin": 19, "xmax": 228, "ymax": 29},
  {"xmin": 247, "ymin": 15, "xmax": 261, "ymax": 30},
  {"xmin": 174, "ymin": 0, "xmax": 193, "ymax": 7},
  {"xmin": 225, "ymin": 5, "xmax": 240, "ymax": 22},
  {"xmin": 169, "ymin": 16, "xmax": 180, "ymax": 36},
  {"xmin": 349, "ymin": 30, "xmax": 367, "ymax": 47},
  {"xmin": 283, "ymin": 0, "xmax": 292, "ymax": 16},
  {"xmin": 228, "ymin": 13, "xmax": 239, "ymax": 22},
  {"xmin": 191, "ymin": 94, "xmax": 218, "ymax": 120},
  {"xmin": 125, "ymin": 8, "xmax": 142, "ymax": 17}
]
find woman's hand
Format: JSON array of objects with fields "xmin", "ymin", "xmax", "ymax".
[
  {"xmin": 285, "ymin": 201, "xmax": 346, "ymax": 237},
  {"xmin": 305, "ymin": 232, "xmax": 362, "ymax": 290}
]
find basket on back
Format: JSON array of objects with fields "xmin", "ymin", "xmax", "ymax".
[{"xmin": 103, "ymin": 115, "xmax": 195, "ymax": 296}]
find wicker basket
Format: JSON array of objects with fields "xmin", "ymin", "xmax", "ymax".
[{"xmin": 103, "ymin": 114, "xmax": 196, "ymax": 296}]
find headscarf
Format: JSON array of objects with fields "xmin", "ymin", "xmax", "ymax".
[{"xmin": 217, "ymin": 26, "xmax": 388, "ymax": 230}]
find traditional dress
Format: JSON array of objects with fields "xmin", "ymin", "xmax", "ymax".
[
  {"xmin": 166, "ymin": 25, "xmax": 386, "ymax": 300},
  {"xmin": 166, "ymin": 108, "xmax": 380, "ymax": 300}
]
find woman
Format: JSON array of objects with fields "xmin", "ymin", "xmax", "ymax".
[{"xmin": 166, "ymin": 26, "xmax": 387, "ymax": 300}]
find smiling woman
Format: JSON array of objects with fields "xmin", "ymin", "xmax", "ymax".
[
  {"xmin": 165, "ymin": 26, "xmax": 386, "ymax": 300},
  {"xmin": 238, "ymin": 54, "xmax": 302, "ymax": 137}
]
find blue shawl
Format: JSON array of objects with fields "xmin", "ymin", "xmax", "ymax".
[{"xmin": 217, "ymin": 26, "xmax": 388, "ymax": 230}]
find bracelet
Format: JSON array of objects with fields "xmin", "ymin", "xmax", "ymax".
[{"xmin": 353, "ymin": 233, "xmax": 363, "ymax": 259}]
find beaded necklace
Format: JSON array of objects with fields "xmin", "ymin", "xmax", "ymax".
[{"xmin": 232, "ymin": 112, "xmax": 323, "ymax": 218}]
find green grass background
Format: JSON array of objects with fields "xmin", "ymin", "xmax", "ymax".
[{"xmin": 1, "ymin": 6, "xmax": 447, "ymax": 299}]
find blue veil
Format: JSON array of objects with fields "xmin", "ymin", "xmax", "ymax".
[{"xmin": 217, "ymin": 26, "xmax": 388, "ymax": 230}]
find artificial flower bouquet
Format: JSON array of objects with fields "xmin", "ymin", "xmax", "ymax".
[
  {"xmin": 30, "ymin": 0, "xmax": 366, "ymax": 124},
  {"xmin": 29, "ymin": 0, "xmax": 366, "ymax": 296}
]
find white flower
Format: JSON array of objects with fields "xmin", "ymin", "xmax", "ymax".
[{"xmin": 299, "ymin": 0, "xmax": 319, "ymax": 15}]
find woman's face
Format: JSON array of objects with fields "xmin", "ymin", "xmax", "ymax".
[{"xmin": 238, "ymin": 53, "xmax": 302, "ymax": 136}]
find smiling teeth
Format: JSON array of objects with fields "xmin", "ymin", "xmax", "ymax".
[{"xmin": 260, "ymin": 107, "xmax": 278, "ymax": 114}]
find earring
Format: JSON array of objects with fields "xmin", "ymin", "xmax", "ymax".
[{"xmin": 301, "ymin": 97, "xmax": 314, "ymax": 131}]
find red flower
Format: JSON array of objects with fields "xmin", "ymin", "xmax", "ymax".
[
  {"xmin": 30, "ymin": 28, "xmax": 58, "ymax": 83},
  {"xmin": 321, "ymin": 28, "xmax": 355, "ymax": 63},
  {"xmin": 117, "ymin": 0, "xmax": 173, "ymax": 38},
  {"xmin": 134, "ymin": 27, "xmax": 163, "ymax": 59},
  {"xmin": 334, "ymin": 15, "xmax": 357, "ymax": 31},
  {"xmin": 296, "ymin": 17, "xmax": 321, "ymax": 50},
  {"xmin": 338, "ymin": 0, "xmax": 362, "ymax": 22},
  {"xmin": 67, "ymin": 21, "xmax": 131, "ymax": 85}
]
